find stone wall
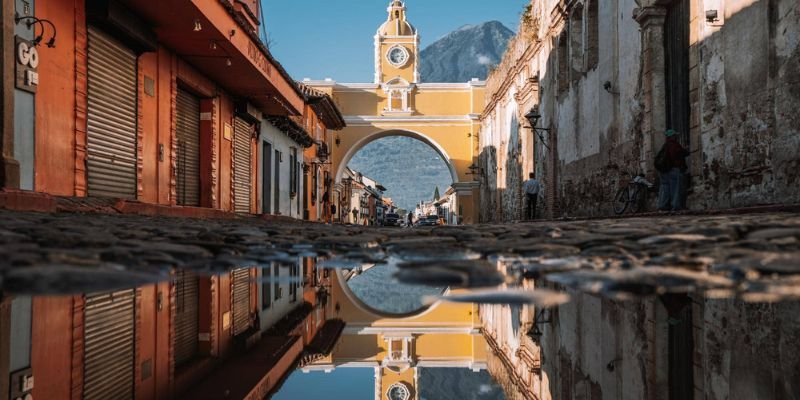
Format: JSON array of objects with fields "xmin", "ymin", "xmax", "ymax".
[
  {"xmin": 481, "ymin": 0, "xmax": 800, "ymax": 219},
  {"xmin": 693, "ymin": 0, "xmax": 800, "ymax": 209},
  {"xmin": 478, "ymin": 2, "xmax": 541, "ymax": 223}
]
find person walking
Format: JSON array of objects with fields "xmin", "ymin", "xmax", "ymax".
[
  {"xmin": 657, "ymin": 129, "xmax": 690, "ymax": 211},
  {"xmin": 522, "ymin": 173, "xmax": 541, "ymax": 220},
  {"xmin": 321, "ymin": 190, "xmax": 331, "ymax": 223}
]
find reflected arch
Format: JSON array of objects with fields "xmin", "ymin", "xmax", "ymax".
[
  {"xmin": 333, "ymin": 268, "xmax": 445, "ymax": 320},
  {"xmin": 334, "ymin": 129, "xmax": 459, "ymax": 185}
]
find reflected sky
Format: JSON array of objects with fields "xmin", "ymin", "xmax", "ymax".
[
  {"xmin": 272, "ymin": 368, "xmax": 505, "ymax": 400},
  {"xmin": 272, "ymin": 368, "xmax": 374, "ymax": 400}
]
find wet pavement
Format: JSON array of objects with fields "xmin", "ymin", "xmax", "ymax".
[
  {"xmin": 1, "ymin": 209, "xmax": 799, "ymax": 302},
  {"xmin": 2, "ymin": 209, "xmax": 799, "ymax": 399}
]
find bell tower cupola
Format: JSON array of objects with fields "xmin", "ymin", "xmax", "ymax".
[{"xmin": 375, "ymin": 0, "xmax": 420, "ymax": 85}]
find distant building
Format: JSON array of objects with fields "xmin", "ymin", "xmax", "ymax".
[{"xmin": 341, "ymin": 167, "xmax": 385, "ymax": 225}]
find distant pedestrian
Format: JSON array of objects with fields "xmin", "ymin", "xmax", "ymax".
[
  {"xmin": 523, "ymin": 173, "xmax": 541, "ymax": 220},
  {"xmin": 656, "ymin": 129, "xmax": 690, "ymax": 211},
  {"xmin": 321, "ymin": 191, "xmax": 330, "ymax": 222},
  {"xmin": 407, "ymin": 213, "xmax": 413, "ymax": 227}
]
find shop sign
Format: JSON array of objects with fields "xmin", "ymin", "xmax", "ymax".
[
  {"xmin": 10, "ymin": 368, "xmax": 34, "ymax": 400},
  {"xmin": 246, "ymin": 41, "xmax": 272, "ymax": 77},
  {"xmin": 15, "ymin": 37, "xmax": 38, "ymax": 94}
]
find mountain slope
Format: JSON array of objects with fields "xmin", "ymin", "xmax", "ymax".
[
  {"xmin": 348, "ymin": 137, "xmax": 451, "ymax": 211},
  {"xmin": 419, "ymin": 21, "xmax": 514, "ymax": 83}
]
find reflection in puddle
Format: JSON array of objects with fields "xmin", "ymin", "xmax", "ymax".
[
  {"xmin": 3, "ymin": 211, "xmax": 800, "ymax": 399},
  {"xmin": 273, "ymin": 368, "xmax": 505, "ymax": 400},
  {"xmin": 345, "ymin": 257, "xmax": 445, "ymax": 315}
]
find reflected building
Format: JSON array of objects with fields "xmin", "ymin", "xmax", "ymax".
[
  {"xmin": 0, "ymin": 261, "xmax": 324, "ymax": 400},
  {"xmin": 293, "ymin": 267, "xmax": 493, "ymax": 400}
]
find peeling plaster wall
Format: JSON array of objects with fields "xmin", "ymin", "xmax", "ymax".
[
  {"xmin": 485, "ymin": 0, "xmax": 799, "ymax": 219},
  {"xmin": 537, "ymin": 289, "xmax": 800, "ymax": 400},
  {"xmin": 539, "ymin": 290, "xmax": 651, "ymax": 400},
  {"xmin": 697, "ymin": 0, "xmax": 800, "ymax": 209},
  {"xmin": 532, "ymin": 0, "xmax": 647, "ymax": 218}
]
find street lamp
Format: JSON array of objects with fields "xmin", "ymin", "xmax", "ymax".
[
  {"xmin": 466, "ymin": 163, "xmax": 483, "ymax": 177},
  {"xmin": 524, "ymin": 108, "xmax": 550, "ymax": 149}
]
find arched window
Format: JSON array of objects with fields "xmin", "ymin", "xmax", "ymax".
[
  {"xmin": 570, "ymin": 3, "xmax": 585, "ymax": 77},
  {"xmin": 587, "ymin": 0, "xmax": 599, "ymax": 70},
  {"xmin": 557, "ymin": 32, "xmax": 569, "ymax": 95}
]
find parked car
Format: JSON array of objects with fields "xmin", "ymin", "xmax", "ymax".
[
  {"xmin": 384, "ymin": 213, "xmax": 400, "ymax": 227},
  {"xmin": 418, "ymin": 215, "xmax": 441, "ymax": 227}
]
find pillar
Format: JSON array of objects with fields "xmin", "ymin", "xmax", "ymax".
[
  {"xmin": 0, "ymin": 0, "xmax": 19, "ymax": 189},
  {"xmin": 634, "ymin": 5, "xmax": 668, "ymax": 174}
]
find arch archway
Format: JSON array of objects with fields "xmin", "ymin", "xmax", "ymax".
[
  {"xmin": 334, "ymin": 129, "xmax": 459, "ymax": 185},
  {"xmin": 333, "ymin": 267, "xmax": 444, "ymax": 320}
]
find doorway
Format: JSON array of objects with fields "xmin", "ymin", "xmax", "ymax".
[
  {"xmin": 662, "ymin": 294, "xmax": 695, "ymax": 400},
  {"xmin": 664, "ymin": 0, "xmax": 691, "ymax": 147},
  {"xmin": 274, "ymin": 150, "xmax": 281, "ymax": 214},
  {"xmin": 262, "ymin": 142, "xmax": 272, "ymax": 214}
]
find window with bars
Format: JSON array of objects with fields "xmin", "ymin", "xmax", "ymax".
[
  {"xmin": 274, "ymin": 265, "xmax": 281, "ymax": 301},
  {"xmin": 262, "ymin": 264, "xmax": 271, "ymax": 310}
]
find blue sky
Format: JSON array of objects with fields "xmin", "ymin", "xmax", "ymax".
[{"xmin": 262, "ymin": 0, "xmax": 528, "ymax": 82}]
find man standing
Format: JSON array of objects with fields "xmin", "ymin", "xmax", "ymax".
[
  {"xmin": 523, "ymin": 173, "xmax": 541, "ymax": 220},
  {"xmin": 657, "ymin": 129, "xmax": 690, "ymax": 211}
]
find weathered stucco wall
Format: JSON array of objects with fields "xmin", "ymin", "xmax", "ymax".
[
  {"xmin": 481, "ymin": 0, "xmax": 799, "ymax": 219},
  {"xmin": 536, "ymin": 288, "xmax": 800, "ymax": 400},
  {"xmin": 696, "ymin": 0, "xmax": 800, "ymax": 209}
]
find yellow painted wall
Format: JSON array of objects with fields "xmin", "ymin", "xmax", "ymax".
[
  {"xmin": 412, "ymin": 91, "xmax": 471, "ymax": 115},
  {"xmin": 332, "ymin": 334, "xmax": 385, "ymax": 362},
  {"xmin": 415, "ymin": 334, "xmax": 476, "ymax": 359}
]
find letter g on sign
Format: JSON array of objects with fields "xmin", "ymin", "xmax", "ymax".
[{"xmin": 17, "ymin": 41, "xmax": 39, "ymax": 68}]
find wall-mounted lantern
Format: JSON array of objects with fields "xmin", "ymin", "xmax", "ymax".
[{"xmin": 524, "ymin": 107, "xmax": 550, "ymax": 149}]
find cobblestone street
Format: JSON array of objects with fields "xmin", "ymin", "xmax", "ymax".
[{"xmin": 2, "ymin": 209, "xmax": 798, "ymax": 302}]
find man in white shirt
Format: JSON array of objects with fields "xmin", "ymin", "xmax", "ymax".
[{"xmin": 523, "ymin": 173, "xmax": 541, "ymax": 220}]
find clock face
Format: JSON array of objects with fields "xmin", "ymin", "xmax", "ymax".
[
  {"xmin": 387, "ymin": 384, "xmax": 410, "ymax": 400},
  {"xmin": 387, "ymin": 46, "xmax": 409, "ymax": 67}
]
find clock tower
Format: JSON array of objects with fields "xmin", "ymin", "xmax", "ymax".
[{"xmin": 375, "ymin": 1, "xmax": 419, "ymax": 85}]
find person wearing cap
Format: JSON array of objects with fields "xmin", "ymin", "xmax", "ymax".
[{"xmin": 658, "ymin": 129, "xmax": 690, "ymax": 211}]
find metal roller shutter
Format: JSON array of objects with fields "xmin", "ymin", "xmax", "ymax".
[
  {"xmin": 83, "ymin": 289, "xmax": 135, "ymax": 400},
  {"xmin": 176, "ymin": 89, "xmax": 201, "ymax": 206},
  {"xmin": 86, "ymin": 27, "xmax": 138, "ymax": 199},
  {"xmin": 231, "ymin": 268, "xmax": 251, "ymax": 336},
  {"xmin": 174, "ymin": 270, "xmax": 199, "ymax": 366},
  {"xmin": 233, "ymin": 118, "xmax": 252, "ymax": 213}
]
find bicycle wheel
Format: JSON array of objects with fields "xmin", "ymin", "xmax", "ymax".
[
  {"xmin": 613, "ymin": 187, "xmax": 630, "ymax": 215},
  {"xmin": 632, "ymin": 185, "xmax": 647, "ymax": 213}
]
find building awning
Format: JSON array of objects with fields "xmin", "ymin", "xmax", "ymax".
[
  {"xmin": 297, "ymin": 319, "xmax": 346, "ymax": 368},
  {"xmin": 122, "ymin": 0, "xmax": 305, "ymax": 116},
  {"xmin": 265, "ymin": 116, "xmax": 315, "ymax": 148},
  {"xmin": 297, "ymin": 83, "xmax": 347, "ymax": 130}
]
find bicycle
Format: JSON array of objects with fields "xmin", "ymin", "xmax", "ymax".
[{"xmin": 612, "ymin": 173, "xmax": 655, "ymax": 215}]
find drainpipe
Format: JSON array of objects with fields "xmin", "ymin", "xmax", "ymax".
[{"xmin": 0, "ymin": 0, "xmax": 19, "ymax": 190}]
